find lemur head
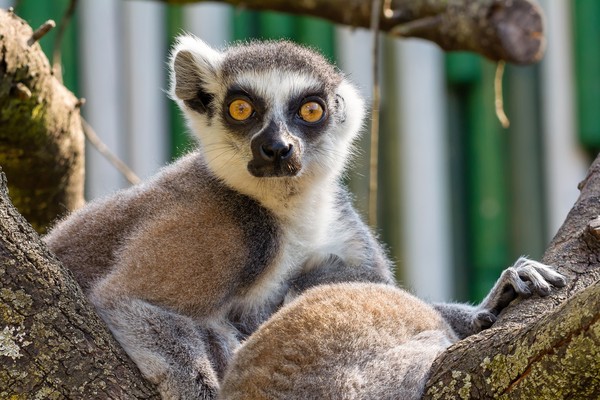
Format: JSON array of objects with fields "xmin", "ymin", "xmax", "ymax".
[{"xmin": 170, "ymin": 35, "xmax": 365, "ymax": 199}]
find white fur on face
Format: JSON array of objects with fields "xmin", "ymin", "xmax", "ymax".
[
  {"xmin": 170, "ymin": 36, "xmax": 366, "ymax": 221},
  {"xmin": 181, "ymin": 69, "xmax": 365, "ymax": 216}
]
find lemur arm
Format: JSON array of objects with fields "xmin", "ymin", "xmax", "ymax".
[
  {"xmin": 433, "ymin": 257, "xmax": 567, "ymax": 339},
  {"xmin": 89, "ymin": 278, "xmax": 239, "ymax": 399}
]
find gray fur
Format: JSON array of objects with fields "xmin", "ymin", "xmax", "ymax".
[
  {"xmin": 219, "ymin": 258, "xmax": 566, "ymax": 399},
  {"xmin": 220, "ymin": 41, "xmax": 342, "ymax": 92},
  {"xmin": 44, "ymin": 35, "xmax": 564, "ymax": 400},
  {"xmin": 44, "ymin": 35, "xmax": 393, "ymax": 400}
]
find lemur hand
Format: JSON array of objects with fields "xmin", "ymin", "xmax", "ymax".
[{"xmin": 473, "ymin": 257, "xmax": 567, "ymax": 332}]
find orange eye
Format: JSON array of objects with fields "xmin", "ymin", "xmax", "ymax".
[
  {"xmin": 299, "ymin": 101, "xmax": 324, "ymax": 123},
  {"xmin": 229, "ymin": 99, "xmax": 253, "ymax": 121}
]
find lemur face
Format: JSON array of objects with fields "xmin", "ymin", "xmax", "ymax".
[{"xmin": 171, "ymin": 36, "xmax": 364, "ymax": 188}]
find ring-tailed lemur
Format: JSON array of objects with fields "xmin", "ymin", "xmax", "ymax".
[
  {"xmin": 44, "ymin": 35, "xmax": 394, "ymax": 399},
  {"xmin": 219, "ymin": 258, "xmax": 566, "ymax": 400},
  {"xmin": 44, "ymin": 36, "xmax": 565, "ymax": 400}
]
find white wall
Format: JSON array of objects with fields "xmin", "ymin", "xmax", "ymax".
[
  {"xmin": 79, "ymin": 0, "xmax": 127, "ymax": 199},
  {"xmin": 123, "ymin": 1, "xmax": 169, "ymax": 180},
  {"xmin": 183, "ymin": 3, "xmax": 232, "ymax": 49},
  {"xmin": 394, "ymin": 39, "xmax": 452, "ymax": 301}
]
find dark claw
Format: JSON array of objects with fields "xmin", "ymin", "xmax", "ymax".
[
  {"xmin": 516, "ymin": 284, "xmax": 533, "ymax": 297},
  {"xmin": 549, "ymin": 275, "xmax": 568, "ymax": 288},
  {"xmin": 473, "ymin": 311, "xmax": 497, "ymax": 331},
  {"xmin": 532, "ymin": 282, "xmax": 552, "ymax": 297}
]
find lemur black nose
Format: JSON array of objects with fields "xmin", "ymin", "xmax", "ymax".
[{"xmin": 260, "ymin": 141, "xmax": 293, "ymax": 162}]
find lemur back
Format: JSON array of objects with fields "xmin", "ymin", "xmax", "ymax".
[
  {"xmin": 48, "ymin": 157, "xmax": 281, "ymax": 315},
  {"xmin": 219, "ymin": 283, "xmax": 457, "ymax": 400},
  {"xmin": 44, "ymin": 36, "xmax": 394, "ymax": 399}
]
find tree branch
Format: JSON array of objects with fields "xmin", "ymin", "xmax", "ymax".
[
  {"xmin": 155, "ymin": 0, "xmax": 546, "ymax": 64},
  {"xmin": 0, "ymin": 9, "xmax": 85, "ymax": 233},
  {"xmin": 0, "ymin": 167, "xmax": 159, "ymax": 398},
  {"xmin": 423, "ymin": 154, "xmax": 600, "ymax": 398}
]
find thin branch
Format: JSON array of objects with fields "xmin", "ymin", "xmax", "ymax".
[
  {"xmin": 81, "ymin": 118, "xmax": 141, "ymax": 186},
  {"xmin": 368, "ymin": 0, "xmax": 382, "ymax": 228},
  {"xmin": 494, "ymin": 60, "xmax": 510, "ymax": 128},
  {"xmin": 52, "ymin": 0, "xmax": 79, "ymax": 83},
  {"xmin": 27, "ymin": 20, "xmax": 55, "ymax": 47}
]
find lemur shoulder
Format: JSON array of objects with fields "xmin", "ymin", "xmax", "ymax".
[{"xmin": 44, "ymin": 36, "xmax": 565, "ymax": 400}]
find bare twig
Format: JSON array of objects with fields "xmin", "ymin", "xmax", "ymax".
[
  {"xmin": 81, "ymin": 118, "xmax": 141, "ymax": 186},
  {"xmin": 368, "ymin": 0, "xmax": 383, "ymax": 228},
  {"xmin": 494, "ymin": 60, "xmax": 510, "ymax": 128},
  {"xmin": 12, "ymin": 82, "xmax": 32, "ymax": 100},
  {"xmin": 52, "ymin": 0, "xmax": 79, "ymax": 83},
  {"xmin": 28, "ymin": 20, "xmax": 56, "ymax": 47}
]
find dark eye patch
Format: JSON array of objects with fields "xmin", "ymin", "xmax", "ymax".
[
  {"xmin": 287, "ymin": 90, "xmax": 331, "ymax": 140},
  {"xmin": 221, "ymin": 85, "xmax": 267, "ymax": 136}
]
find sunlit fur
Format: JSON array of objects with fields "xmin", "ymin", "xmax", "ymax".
[
  {"xmin": 43, "ymin": 35, "xmax": 566, "ymax": 400},
  {"xmin": 45, "ymin": 35, "xmax": 393, "ymax": 400},
  {"xmin": 220, "ymin": 260, "xmax": 566, "ymax": 400}
]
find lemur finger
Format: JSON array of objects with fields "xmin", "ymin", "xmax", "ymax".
[
  {"xmin": 503, "ymin": 267, "xmax": 532, "ymax": 297},
  {"xmin": 514, "ymin": 257, "xmax": 567, "ymax": 288},
  {"xmin": 518, "ymin": 265, "xmax": 553, "ymax": 296}
]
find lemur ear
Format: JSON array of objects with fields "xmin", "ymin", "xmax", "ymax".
[{"xmin": 170, "ymin": 35, "xmax": 223, "ymax": 113}]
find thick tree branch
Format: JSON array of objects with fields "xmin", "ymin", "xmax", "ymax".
[
  {"xmin": 0, "ymin": 168, "xmax": 159, "ymax": 398},
  {"xmin": 156, "ymin": 0, "xmax": 546, "ymax": 64},
  {"xmin": 423, "ymin": 154, "xmax": 600, "ymax": 399},
  {"xmin": 0, "ymin": 9, "xmax": 84, "ymax": 233}
]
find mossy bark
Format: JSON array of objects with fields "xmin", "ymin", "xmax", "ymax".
[
  {"xmin": 0, "ymin": 9, "xmax": 84, "ymax": 234},
  {"xmin": 0, "ymin": 169, "xmax": 159, "ymax": 398},
  {"xmin": 423, "ymin": 155, "xmax": 600, "ymax": 399},
  {"xmin": 156, "ymin": 0, "xmax": 545, "ymax": 65}
]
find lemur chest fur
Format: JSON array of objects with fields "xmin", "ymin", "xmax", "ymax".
[
  {"xmin": 112, "ymin": 168, "xmax": 293, "ymax": 315},
  {"xmin": 236, "ymin": 191, "xmax": 338, "ymax": 309}
]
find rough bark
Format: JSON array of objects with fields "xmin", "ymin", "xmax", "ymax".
[
  {"xmin": 423, "ymin": 155, "xmax": 600, "ymax": 399},
  {"xmin": 0, "ymin": 8, "xmax": 84, "ymax": 234},
  {"xmin": 0, "ymin": 168, "xmax": 159, "ymax": 398},
  {"xmin": 157, "ymin": 0, "xmax": 546, "ymax": 65}
]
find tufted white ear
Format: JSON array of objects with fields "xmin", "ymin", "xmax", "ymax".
[{"xmin": 169, "ymin": 34, "xmax": 224, "ymax": 112}]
